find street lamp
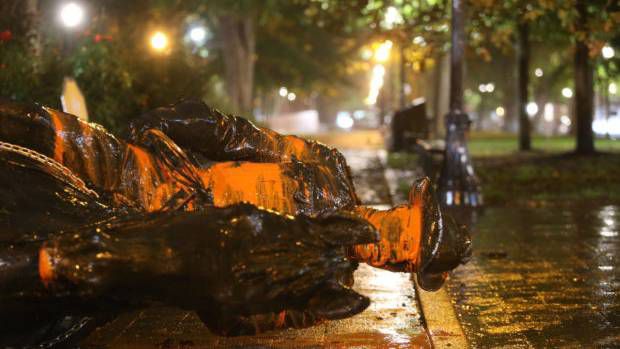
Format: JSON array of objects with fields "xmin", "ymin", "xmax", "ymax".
[
  {"xmin": 602, "ymin": 45, "xmax": 615, "ymax": 59},
  {"xmin": 562, "ymin": 87, "xmax": 573, "ymax": 98},
  {"xmin": 59, "ymin": 2, "xmax": 85, "ymax": 28},
  {"xmin": 150, "ymin": 31, "xmax": 169, "ymax": 53}
]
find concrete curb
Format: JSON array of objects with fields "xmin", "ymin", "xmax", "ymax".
[{"xmin": 415, "ymin": 282, "xmax": 468, "ymax": 348}]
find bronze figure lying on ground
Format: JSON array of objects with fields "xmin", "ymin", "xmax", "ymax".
[{"xmin": 0, "ymin": 100, "xmax": 470, "ymax": 345}]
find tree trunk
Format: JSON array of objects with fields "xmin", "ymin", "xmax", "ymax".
[
  {"xmin": 517, "ymin": 22, "xmax": 531, "ymax": 151},
  {"xmin": 449, "ymin": 0, "xmax": 465, "ymax": 112},
  {"xmin": 24, "ymin": 0, "xmax": 41, "ymax": 71},
  {"xmin": 503, "ymin": 55, "xmax": 518, "ymax": 133},
  {"xmin": 574, "ymin": 0, "xmax": 595, "ymax": 154},
  {"xmin": 400, "ymin": 45, "xmax": 406, "ymax": 108},
  {"xmin": 219, "ymin": 14, "xmax": 256, "ymax": 116}
]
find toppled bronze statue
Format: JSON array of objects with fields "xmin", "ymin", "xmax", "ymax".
[{"xmin": 0, "ymin": 100, "xmax": 470, "ymax": 345}]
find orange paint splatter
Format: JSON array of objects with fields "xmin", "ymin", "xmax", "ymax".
[
  {"xmin": 275, "ymin": 310, "xmax": 287, "ymax": 328},
  {"xmin": 39, "ymin": 247, "xmax": 54, "ymax": 288}
]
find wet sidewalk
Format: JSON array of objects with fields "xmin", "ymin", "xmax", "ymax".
[{"xmin": 446, "ymin": 204, "xmax": 620, "ymax": 348}]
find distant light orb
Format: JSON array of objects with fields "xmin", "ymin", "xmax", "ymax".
[
  {"xmin": 189, "ymin": 26, "xmax": 207, "ymax": 44},
  {"xmin": 361, "ymin": 48, "xmax": 373, "ymax": 60},
  {"xmin": 602, "ymin": 45, "xmax": 615, "ymax": 59},
  {"xmin": 287, "ymin": 92, "xmax": 296, "ymax": 101},
  {"xmin": 336, "ymin": 112, "xmax": 354, "ymax": 129},
  {"xmin": 150, "ymin": 31, "xmax": 169, "ymax": 52},
  {"xmin": 485, "ymin": 83, "xmax": 495, "ymax": 93},
  {"xmin": 384, "ymin": 6, "xmax": 403, "ymax": 28},
  {"xmin": 495, "ymin": 106, "xmax": 505, "ymax": 117},
  {"xmin": 560, "ymin": 115, "xmax": 571, "ymax": 126},
  {"xmin": 278, "ymin": 87, "xmax": 288, "ymax": 97},
  {"xmin": 609, "ymin": 82, "xmax": 618, "ymax": 95},
  {"xmin": 60, "ymin": 2, "xmax": 84, "ymax": 28},
  {"xmin": 544, "ymin": 103, "xmax": 554, "ymax": 122},
  {"xmin": 535, "ymin": 68, "xmax": 543, "ymax": 77},
  {"xmin": 562, "ymin": 87, "xmax": 573, "ymax": 98},
  {"xmin": 478, "ymin": 84, "xmax": 487, "ymax": 93},
  {"xmin": 526, "ymin": 102, "xmax": 539, "ymax": 116},
  {"xmin": 413, "ymin": 36, "xmax": 426, "ymax": 46}
]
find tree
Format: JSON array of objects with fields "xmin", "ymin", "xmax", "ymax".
[
  {"xmin": 517, "ymin": 22, "xmax": 531, "ymax": 150},
  {"xmin": 467, "ymin": 0, "xmax": 539, "ymax": 151}
]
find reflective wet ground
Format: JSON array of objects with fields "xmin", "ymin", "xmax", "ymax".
[
  {"xmin": 447, "ymin": 204, "xmax": 620, "ymax": 348},
  {"xmin": 83, "ymin": 264, "xmax": 430, "ymax": 348}
]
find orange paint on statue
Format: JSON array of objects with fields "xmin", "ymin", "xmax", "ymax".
[
  {"xmin": 352, "ymin": 204, "xmax": 422, "ymax": 271},
  {"xmin": 282, "ymin": 136, "xmax": 309, "ymax": 161},
  {"xmin": 199, "ymin": 162, "xmax": 298, "ymax": 214},
  {"xmin": 39, "ymin": 247, "xmax": 54, "ymax": 288},
  {"xmin": 77, "ymin": 119, "xmax": 99, "ymax": 186},
  {"xmin": 198, "ymin": 160, "xmax": 423, "ymax": 271},
  {"xmin": 47, "ymin": 108, "xmax": 65, "ymax": 164},
  {"xmin": 125, "ymin": 144, "xmax": 173, "ymax": 211}
]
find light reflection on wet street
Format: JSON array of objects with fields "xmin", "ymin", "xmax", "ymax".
[
  {"xmin": 447, "ymin": 204, "xmax": 620, "ymax": 347},
  {"xmin": 83, "ymin": 265, "xmax": 430, "ymax": 348}
]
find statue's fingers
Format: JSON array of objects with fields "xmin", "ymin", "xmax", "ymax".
[{"xmin": 307, "ymin": 283, "xmax": 370, "ymax": 320}]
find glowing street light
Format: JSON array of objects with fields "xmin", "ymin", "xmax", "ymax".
[
  {"xmin": 526, "ymin": 102, "xmax": 539, "ymax": 116},
  {"xmin": 189, "ymin": 26, "xmax": 207, "ymax": 45},
  {"xmin": 150, "ymin": 31, "xmax": 169, "ymax": 53},
  {"xmin": 287, "ymin": 92, "xmax": 296, "ymax": 101},
  {"xmin": 59, "ymin": 2, "xmax": 85, "ymax": 28},
  {"xmin": 365, "ymin": 64, "xmax": 386, "ymax": 105},
  {"xmin": 278, "ymin": 87, "xmax": 288, "ymax": 97},
  {"xmin": 374, "ymin": 40, "xmax": 393, "ymax": 63},
  {"xmin": 562, "ymin": 87, "xmax": 573, "ymax": 98},
  {"xmin": 602, "ymin": 45, "xmax": 615, "ymax": 59}
]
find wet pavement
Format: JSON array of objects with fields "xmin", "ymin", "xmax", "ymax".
[
  {"xmin": 83, "ymin": 264, "xmax": 430, "ymax": 348},
  {"xmin": 447, "ymin": 205, "xmax": 620, "ymax": 348},
  {"xmin": 82, "ymin": 149, "xmax": 431, "ymax": 348}
]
